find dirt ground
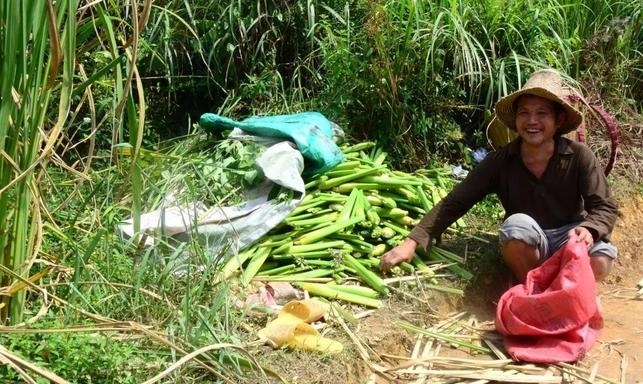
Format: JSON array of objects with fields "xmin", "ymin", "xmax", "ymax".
[
  {"xmin": 462, "ymin": 191, "xmax": 643, "ymax": 383},
  {"xmin": 584, "ymin": 193, "xmax": 643, "ymax": 382},
  {"xmin": 251, "ymin": 190, "xmax": 642, "ymax": 384}
]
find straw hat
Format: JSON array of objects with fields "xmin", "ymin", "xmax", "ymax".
[{"xmin": 494, "ymin": 69, "xmax": 583, "ymax": 135}]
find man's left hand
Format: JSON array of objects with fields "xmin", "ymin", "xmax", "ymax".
[{"xmin": 568, "ymin": 226, "xmax": 594, "ymax": 249}]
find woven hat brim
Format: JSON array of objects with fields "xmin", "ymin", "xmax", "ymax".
[
  {"xmin": 495, "ymin": 87, "xmax": 583, "ymax": 135},
  {"xmin": 486, "ymin": 116, "xmax": 518, "ymax": 149}
]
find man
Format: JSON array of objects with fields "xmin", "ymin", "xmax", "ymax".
[{"xmin": 380, "ymin": 69, "xmax": 618, "ymax": 282}]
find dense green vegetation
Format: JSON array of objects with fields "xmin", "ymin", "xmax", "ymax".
[
  {"xmin": 0, "ymin": 0, "xmax": 640, "ymax": 382},
  {"xmin": 140, "ymin": 0, "xmax": 642, "ymax": 162}
]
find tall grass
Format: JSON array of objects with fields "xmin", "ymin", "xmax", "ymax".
[
  {"xmin": 140, "ymin": 0, "xmax": 337, "ymax": 117},
  {"xmin": 0, "ymin": 0, "xmax": 265, "ymax": 378},
  {"xmin": 0, "ymin": 0, "xmax": 150, "ymax": 323},
  {"xmin": 0, "ymin": 0, "xmax": 79, "ymax": 324},
  {"xmin": 135, "ymin": 0, "xmax": 641, "ymax": 163},
  {"xmin": 0, "ymin": 0, "xmax": 640, "ymax": 379}
]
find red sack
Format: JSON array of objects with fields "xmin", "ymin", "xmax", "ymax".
[{"xmin": 495, "ymin": 234, "xmax": 603, "ymax": 363}]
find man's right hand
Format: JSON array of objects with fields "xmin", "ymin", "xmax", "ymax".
[{"xmin": 380, "ymin": 238, "xmax": 418, "ymax": 273}]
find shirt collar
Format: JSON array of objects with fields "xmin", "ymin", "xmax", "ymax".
[
  {"xmin": 556, "ymin": 136, "xmax": 574, "ymax": 155},
  {"xmin": 506, "ymin": 136, "xmax": 574, "ymax": 156}
]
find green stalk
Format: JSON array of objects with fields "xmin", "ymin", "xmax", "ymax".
[
  {"xmin": 359, "ymin": 175, "xmax": 423, "ymax": 186},
  {"xmin": 397, "ymin": 202, "xmax": 426, "ymax": 215},
  {"xmin": 258, "ymin": 264, "xmax": 298, "ymax": 276},
  {"xmin": 381, "ymin": 227, "xmax": 397, "ymax": 239},
  {"xmin": 399, "ymin": 262, "xmax": 415, "ymax": 273},
  {"xmin": 371, "ymin": 244, "xmax": 388, "ymax": 256},
  {"xmin": 290, "ymin": 198, "xmax": 326, "ymax": 216},
  {"xmin": 372, "ymin": 152, "xmax": 387, "ymax": 166},
  {"xmin": 395, "ymin": 186, "xmax": 419, "ymax": 202},
  {"xmin": 287, "ymin": 212, "xmax": 338, "ymax": 227},
  {"xmin": 294, "ymin": 216, "xmax": 363, "ymax": 245},
  {"xmin": 289, "ymin": 240, "xmax": 346, "ymax": 254},
  {"xmin": 356, "ymin": 258, "xmax": 380, "ymax": 268},
  {"xmin": 275, "ymin": 266, "xmax": 313, "ymax": 276},
  {"xmin": 420, "ymin": 248, "xmax": 473, "ymax": 280},
  {"xmin": 366, "ymin": 207, "xmax": 381, "ymax": 225},
  {"xmin": 337, "ymin": 188, "xmax": 359, "ymax": 222},
  {"xmin": 351, "ymin": 189, "xmax": 366, "ymax": 221},
  {"xmin": 300, "ymin": 193, "xmax": 315, "ymax": 205},
  {"xmin": 341, "ymin": 142, "xmax": 376, "ymax": 154},
  {"xmin": 271, "ymin": 250, "xmax": 332, "ymax": 260},
  {"xmin": 324, "ymin": 169, "xmax": 359, "ymax": 178},
  {"xmin": 412, "ymin": 254, "xmax": 431, "ymax": 272},
  {"xmin": 284, "ymin": 269, "xmax": 334, "ymax": 279},
  {"xmin": 301, "ymin": 259, "xmax": 336, "ymax": 268},
  {"xmin": 430, "ymin": 186, "xmax": 442, "ymax": 206},
  {"xmin": 257, "ymin": 237, "xmax": 292, "ymax": 249},
  {"xmin": 318, "ymin": 167, "xmax": 383, "ymax": 190},
  {"xmin": 378, "ymin": 191, "xmax": 410, "ymax": 204},
  {"xmin": 343, "ymin": 255, "xmax": 389, "ymax": 295},
  {"xmin": 330, "ymin": 160, "xmax": 362, "ymax": 171},
  {"xmin": 317, "ymin": 193, "xmax": 348, "ymax": 202},
  {"xmin": 375, "ymin": 194, "xmax": 397, "ymax": 208},
  {"xmin": 296, "ymin": 282, "xmax": 382, "ymax": 308},
  {"xmin": 272, "ymin": 241, "xmax": 293, "ymax": 254},
  {"xmin": 365, "ymin": 195, "xmax": 383, "ymax": 206},
  {"xmin": 333, "ymin": 183, "xmax": 382, "ymax": 193},
  {"xmin": 382, "ymin": 221, "xmax": 411, "ymax": 236},
  {"xmin": 433, "ymin": 246, "xmax": 464, "ymax": 263},
  {"xmin": 220, "ymin": 246, "xmax": 258, "ymax": 280},
  {"xmin": 416, "ymin": 185, "xmax": 433, "ymax": 211},
  {"xmin": 285, "ymin": 208, "xmax": 333, "ymax": 222},
  {"xmin": 329, "ymin": 203, "xmax": 344, "ymax": 212},
  {"xmin": 326, "ymin": 283, "xmax": 379, "ymax": 299},
  {"xmin": 257, "ymin": 261, "xmax": 278, "ymax": 272},
  {"xmin": 374, "ymin": 207, "xmax": 408, "ymax": 219},
  {"xmin": 241, "ymin": 247, "xmax": 271, "ymax": 286},
  {"xmin": 304, "ymin": 179, "xmax": 322, "ymax": 190},
  {"xmin": 331, "ymin": 234, "xmax": 373, "ymax": 252},
  {"xmin": 393, "ymin": 216, "xmax": 417, "ymax": 227}
]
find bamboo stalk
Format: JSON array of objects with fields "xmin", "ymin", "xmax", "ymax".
[
  {"xmin": 398, "ymin": 368, "xmax": 562, "ymax": 383},
  {"xmin": 252, "ymin": 276, "xmax": 333, "ymax": 283},
  {"xmin": 400, "ymin": 322, "xmax": 491, "ymax": 353},
  {"xmin": 620, "ymin": 355, "xmax": 628, "ymax": 384},
  {"xmin": 388, "ymin": 357, "xmax": 516, "ymax": 371},
  {"xmin": 556, "ymin": 362, "xmax": 621, "ymax": 384},
  {"xmin": 296, "ymin": 282, "xmax": 382, "ymax": 308}
]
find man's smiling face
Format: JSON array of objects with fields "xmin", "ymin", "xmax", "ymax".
[{"xmin": 514, "ymin": 94, "xmax": 566, "ymax": 147}]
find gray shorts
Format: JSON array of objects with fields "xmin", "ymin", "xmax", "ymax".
[{"xmin": 499, "ymin": 213, "xmax": 618, "ymax": 261}]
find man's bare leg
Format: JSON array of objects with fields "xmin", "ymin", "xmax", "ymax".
[
  {"xmin": 501, "ymin": 239, "xmax": 540, "ymax": 283},
  {"xmin": 590, "ymin": 255, "xmax": 613, "ymax": 282}
]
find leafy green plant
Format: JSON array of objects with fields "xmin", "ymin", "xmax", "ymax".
[
  {"xmin": 0, "ymin": 326, "xmax": 148, "ymax": 383},
  {"xmin": 138, "ymin": 0, "xmax": 641, "ymax": 163}
]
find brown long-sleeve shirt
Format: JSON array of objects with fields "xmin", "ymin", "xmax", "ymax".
[{"xmin": 408, "ymin": 137, "xmax": 618, "ymax": 250}]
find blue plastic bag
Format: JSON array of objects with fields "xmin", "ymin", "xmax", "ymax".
[{"xmin": 199, "ymin": 112, "xmax": 344, "ymax": 174}]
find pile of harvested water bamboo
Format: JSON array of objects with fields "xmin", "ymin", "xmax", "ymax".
[{"xmin": 220, "ymin": 142, "xmax": 472, "ymax": 307}]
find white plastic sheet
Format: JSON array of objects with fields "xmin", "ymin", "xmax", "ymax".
[{"xmin": 119, "ymin": 141, "xmax": 305, "ymax": 257}]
